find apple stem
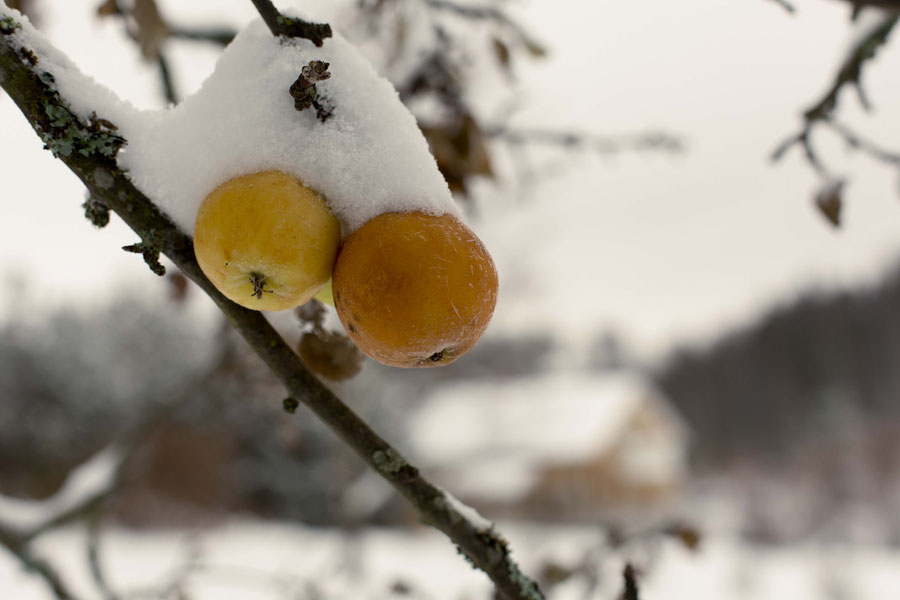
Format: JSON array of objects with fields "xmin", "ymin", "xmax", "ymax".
[{"xmin": 249, "ymin": 272, "xmax": 274, "ymax": 299}]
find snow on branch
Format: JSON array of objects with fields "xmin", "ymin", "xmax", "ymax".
[
  {"xmin": 0, "ymin": 447, "xmax": 123, "ymax": 537},
  {"xmin": 440, "ymin": 488, "xmax": 493, "ymax": 532},
  {"xmin": 0, "ymin": 444, "xmax": 124, "ymax": 600},
  {"xmin": 0, "ymin": 7, "xmax": 543, "ymax": 599}
]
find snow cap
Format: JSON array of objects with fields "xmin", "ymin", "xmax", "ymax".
[{"xmin": 118, "ymin": 16, "xmax": 460, "ymax": 237}]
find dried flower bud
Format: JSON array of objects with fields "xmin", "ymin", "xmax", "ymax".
[
  {"xmin": 814, "ymin": 178, "xmax": 844, "ymax": 228},
  {"xmin": 299, "ymin": 329, "xmax": 365, "ymax": 381}
]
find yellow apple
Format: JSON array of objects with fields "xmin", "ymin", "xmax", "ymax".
[
  {"xmin": 194, "ymin": 170, "xmax": 341, "ymax": 311},
  {"xmin": 314, "ymin": 279, "xmax": 334, "ymax": 306}
]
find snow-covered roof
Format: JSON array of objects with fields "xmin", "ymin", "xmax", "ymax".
[{"xmin": 406, "ymin": 371, "xmax": 680, "ymax": 501}]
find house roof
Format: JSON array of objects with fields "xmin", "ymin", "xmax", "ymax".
[{"xmin": 406, "ymin": 371, "xmax": 681, "ymax": 501}]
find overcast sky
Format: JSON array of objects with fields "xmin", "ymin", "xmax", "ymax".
[{"xmin": 2, "ymin": 0, "xmax": 900, "ymax": 362}]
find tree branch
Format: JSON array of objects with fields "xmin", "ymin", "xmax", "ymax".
[
  {"xmin": 487, "ymin": 126, "xmax": 685, "ymax": 154},
  {"xmin": 771, "ymin": 11, "xmax": 898, "ymax": 175},
  {"xmin": 248, "ymin": 0, "xmax": 331, "ymax": 46},
  {"xmin": 837, "ymin": 0, "xmax": 900, "ymax": 11},
  {"xmin": 823, "ymin": 118, "xmax": 900, "ymax": 165},
  {"xmin": 805, "ymin": 13, "xmax": 896, "ymax": 121},
  {"xmin": 85, "ymin": 513, "xmax": 119, "ymax": 600},
  {"xmin": 768, "ymin": 0, "xmax": 796, "ymax": 13},
  {"xmin": 168, "ymin": 26, "xmax": 236, "ymax": 47},
  {"xmin": 155, "ymin": 51, "xmax": 177, "ymax": 105},
  {"xmin": 424, "ymin": 0, "xmax": 545, "ymax": 55},
  {"xmin": 0, "ymin": 13, "xmax": 542, "ymax": 600},
  {"xmin": 0, "ymin": 524, "xmax": 79, "ymax": 600}
]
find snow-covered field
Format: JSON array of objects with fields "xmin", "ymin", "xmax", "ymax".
[{"xmin": 3, "ymin": 518, "xmax": 899, "ymax": 599}]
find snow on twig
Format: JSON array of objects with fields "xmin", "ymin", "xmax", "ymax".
[{"xmin": 441, "ymin": 489, "xmax": 493, "ymax": 532}]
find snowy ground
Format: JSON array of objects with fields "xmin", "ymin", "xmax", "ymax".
[{"xmin": 2, "ymin": 517, "xmax": 899, "ymax": 599}]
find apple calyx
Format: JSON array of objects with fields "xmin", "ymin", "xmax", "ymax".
[{"xmin": 249, "ymin": 272, "xmax": 274, "ymax": 300}]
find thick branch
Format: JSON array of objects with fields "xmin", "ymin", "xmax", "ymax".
[{"xmin": 0, "ymin": 18, "xmax": 541, "ymax": 600}]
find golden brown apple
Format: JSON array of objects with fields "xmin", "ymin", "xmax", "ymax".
[{"xmin": 332, "ymin": 211, "xmax": 498, "ymax": 367}]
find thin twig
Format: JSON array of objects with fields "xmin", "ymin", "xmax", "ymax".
[
  {"xmin": 424, "ymin": 0, "xmax": 544, "ymax": 53},
  {"xmin": 771, "ymin": 12, "xmax": 898, "ymax": 174},
  {"xmin": 168, "ymin": 26, "xmax": 236, "ymax": 46},
  {"xmin": 124, "ymin": 537, "xmax": 203, "ymax": 599},
  {"xmin": 0, "ymin": 18, "xmax": 542, "ymax": 600},
  {"xmin": 488, "ymin": 126, "xmax": 684, "ymax": 154},
  {"xmin": 805, "ymin": 14, "xmax": 897, "ymax": 121},
  {"xmin": 824, "ymin": 119, "xmax": 900, "ymax": 165},
  {"xmin": 769, "ymin": 0, "xmax": 797, "ymax": 13},
  {"xmin": 86, "ymin": 512, "xmax": 119, "ymax": 600},
  {"xmin": 0, "ymin": 525, "xmax": 78, "ymax": 600},
  {"xmin": 156, "ymin": 51, "xmax": 177, "ymax": 105},
  {"xmin": 621, "ymin": 563, "xmax": 640, "ymax": 600},
  {"xmin": 248, "ymin": 0, "xmax": 332, "ymax": 45}
]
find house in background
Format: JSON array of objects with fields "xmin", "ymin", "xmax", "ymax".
[{"xmin": 406, "ymin": 371, "xmax": 690, "ymax": 521}]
